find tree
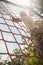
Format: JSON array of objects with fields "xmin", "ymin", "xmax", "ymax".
[{"xmin": 23, "ymin": 39, "xmax": 43, "ymax": 65}]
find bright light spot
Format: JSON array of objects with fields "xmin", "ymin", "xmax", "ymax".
[{"xmin": 8, "ymin": 0, "xmax": 31, "ymax": 6}]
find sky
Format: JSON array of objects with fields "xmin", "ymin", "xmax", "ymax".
[{"xmin": 0, "ymin": 1, "xmax": 29, "ymax": 61}]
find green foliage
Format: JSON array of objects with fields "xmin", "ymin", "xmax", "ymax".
[{"xmin": 24, "ymin": 44, "xmax": 43, "ymax": 65}]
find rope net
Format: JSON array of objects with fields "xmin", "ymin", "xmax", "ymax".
[{"xmin": 0, "ymin": 1, "xmax": 43, "ymax": 65}]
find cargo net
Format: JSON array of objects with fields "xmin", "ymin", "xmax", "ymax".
[{"xmin": 0, "ymin": 1, "xmax": 43, "ymax": 65}]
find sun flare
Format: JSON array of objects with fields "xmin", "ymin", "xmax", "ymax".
[{"xmin": 8, "ymin": 0, "xmax": 31, "ymax": 6}]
